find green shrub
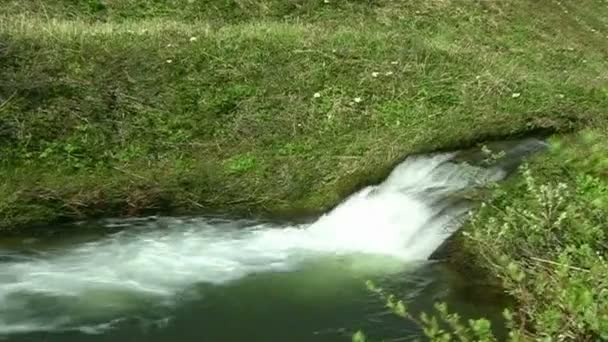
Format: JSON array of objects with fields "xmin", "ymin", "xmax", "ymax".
[{"xmin": 465, "ymin": 131, "xmax": 608, "ymax": 340}]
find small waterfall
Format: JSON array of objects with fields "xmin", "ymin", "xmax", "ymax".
[{"xmin": 0, "ymin": 138, "xmax": 545, "ymax": 335}]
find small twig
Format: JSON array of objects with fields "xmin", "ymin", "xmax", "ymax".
[
  {"xmin": 113, "ymin": 166, "xmax": 147, "ymax": 181},
  {"xmin": 199, "ymin": 50, "xmax": 237, "ymax": 70},
  {"xmin": 38, "ymin": 0, "xmax": 50, "ymax": 22},
  {"xmin": 529, "ymin": 256, "xmax": 590, "ymax": 273},
  {"xmin": 0, "ymin": 91, "xmax": 18, "ymax": 112},
  {"xmin": 185, "ymin": 197, "xmax": 206, "ymax": 209}
]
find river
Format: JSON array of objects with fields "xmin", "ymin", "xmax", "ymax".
[{"xmin": 0, "ymin": 140, "xmax": 545, "ymax": 341}]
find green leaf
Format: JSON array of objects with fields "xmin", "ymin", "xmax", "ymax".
[{"xmin": 352, "ymin": 330, "xmax": 366, "ymax": 342}]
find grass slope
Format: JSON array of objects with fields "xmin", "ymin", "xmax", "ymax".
[{"xmin": 1, "ymin": 0, "xmax": 607, "ymax": 230}]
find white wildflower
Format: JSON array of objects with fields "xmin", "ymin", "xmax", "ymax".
[
  {"xmin": 190, "ymin": 36, "xmax": 198, "ymax": 42},
  {"xmin": 512, "ymin": 92, "xmax": 521, "ymax": 98},
  {"xmin": 166, "ymin": 59, "xmax": 173, "ymax": 64},
  {"xmin": 313, "ymin": 92, "xmax": 321, "ymax": 98},
  {"xmin": 385, "ymin": 71, "xmax": 394, "ymax": 76},
  {"xmin": 354, "ymin": 97, "xmax": 363, "ymax": 103},
  {"xmin": 558, "ymin": 94, "xmax": 565, "ymax": 99},
  {"xmin": 371, "ymin": 72, "xmax": 380, "ymax": 77},
  {"xmin": 391, "ymin": 61, "xmax": 399, "ymax": 65}
]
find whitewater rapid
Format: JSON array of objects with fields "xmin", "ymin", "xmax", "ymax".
[{"xmin": 0, "ymin": 140, "xmax": 545, "ymax": 335}]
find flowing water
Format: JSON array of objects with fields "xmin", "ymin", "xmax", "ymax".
[{"xmin": 0, "ymin": 139, "xmax": 546, "ymax": 341}]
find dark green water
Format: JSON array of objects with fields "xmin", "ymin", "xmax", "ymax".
[{"xmin": 0, "ymin": 221, "xmax": 507, "ymax": 342}]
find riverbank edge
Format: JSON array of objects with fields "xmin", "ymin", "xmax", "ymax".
[{"xmin": 0, "ymin": 127, "xmax": 562, "ymax": 235}]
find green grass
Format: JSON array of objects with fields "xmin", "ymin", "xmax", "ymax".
[{"xmin": 1, "ymin": 0, "xmax": 608, "ymax": 230}]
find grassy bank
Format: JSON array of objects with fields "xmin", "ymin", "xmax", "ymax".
[
  {"xmin": 448, "ymin": 129, "xmax": 608, "ymax": 340},
  {"xmin": 1, "ymin": 0, "xmax": 607, "ymax": 231}
]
